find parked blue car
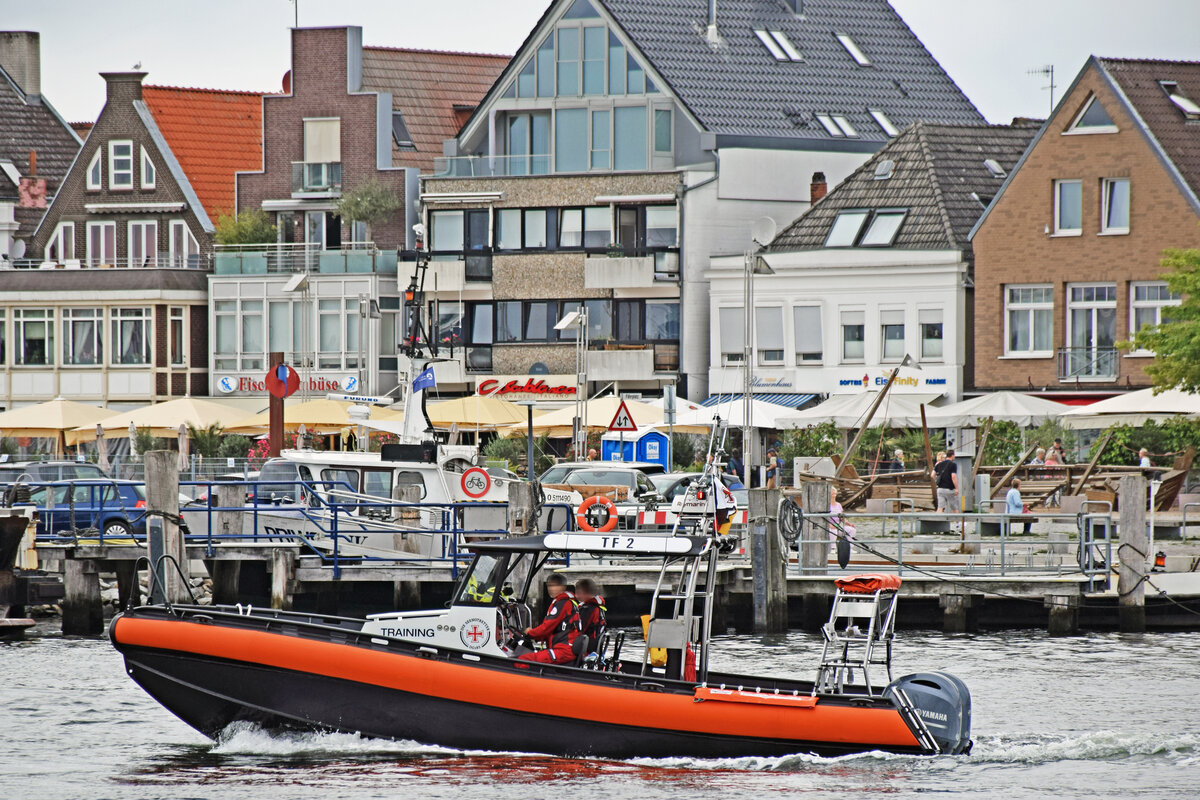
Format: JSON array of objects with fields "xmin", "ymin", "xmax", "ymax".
[{"xmin": 26, "ymin": 480, "xmax": 147, "ymax": 541}]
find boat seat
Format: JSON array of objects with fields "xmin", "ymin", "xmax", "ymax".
[{"xmin": 571, "ymin": 634, "xmax": 590, "ymax": 666}]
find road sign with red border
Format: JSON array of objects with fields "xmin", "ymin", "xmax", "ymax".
[
  {"xmin": 608, "ymin": 399, "xmax": 638, "ymax": 432},
  {"xmin": 460, "ymin": 467, "xmax": 492, "ymax": 499}
]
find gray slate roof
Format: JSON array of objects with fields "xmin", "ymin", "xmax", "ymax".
[
  {"xmin": 768, "ymin": 122, "xmax": 1037, "ymax": 252},
  {"xmin": 600, "ymin": 0, "xmax": 984, "ymax": 143},
  {"xmin": 0, "ymin": 65, "xmax": 81, "ymax": 235}
]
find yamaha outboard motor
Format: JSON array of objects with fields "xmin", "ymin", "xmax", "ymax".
[{"xmin": 885, "ymin": 672, "xmax": 972, "ymax": 754}]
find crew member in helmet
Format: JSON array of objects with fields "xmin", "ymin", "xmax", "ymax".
[
  {"xmin": 574, "ymin": 578, "xmax": 606, "ymax": 647},
  {"xmin": 520, "ymin": 574, "xmax": 579, "ymax": 663}
]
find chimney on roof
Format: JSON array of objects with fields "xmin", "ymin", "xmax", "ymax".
[
  {"xmin": 0, "ymin": 31, "xmax": 41, "ymax": 100},
  {"xmin": 29, "ymin": 150, "xmax": 36, "ymax": 176},
  {"xmin": 706, "ymin": 0, "xmax": 719, "ymax": 43},
  {"xmin": 811, "ymin": 171, "xmax": 827, "ymax": 202},
  {"xmin": 100, "ymin": 71, "xmax": 147, "ymax": 105}
]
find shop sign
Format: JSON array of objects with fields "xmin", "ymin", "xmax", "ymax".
[
  {"xmin": 476, "ymin": 376, "xmax": 577, "ymax": 398},
  {"xmin": 218, "ymin": 375, "xmax": 344, "ymax": 394}
]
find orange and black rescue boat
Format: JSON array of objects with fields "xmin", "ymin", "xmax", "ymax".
[{"xmin": 111, "ymin": 531, "xmax": 971, "ymax": 758}]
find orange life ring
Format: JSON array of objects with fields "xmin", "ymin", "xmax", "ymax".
[{"xmin": 576, "ymin": 495, "xmax": 618, "ymax": 533}]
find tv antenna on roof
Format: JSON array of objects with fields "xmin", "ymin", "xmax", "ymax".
[{"xmin": 1027, "ymin": 64, "xmax": 1057, "ymax": 116}]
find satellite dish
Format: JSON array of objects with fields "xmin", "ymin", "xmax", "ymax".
[
  {"xmin": 751, "ymin": 216, "xmax": 777, "ymax": 246},
  {"xmin": 10, "ymin": 239, "xmax": 26, "ymax": 259}
]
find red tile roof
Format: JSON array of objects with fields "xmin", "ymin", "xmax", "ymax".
[
  {"xmin": 361, "ymin": 47, "xmax": 509, "ymax": 172},
  {"xmin": 142, "ymin": 86, "xmax": 263, "ymax": 222}
]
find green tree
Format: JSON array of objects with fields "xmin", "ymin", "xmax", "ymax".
[
  {"xmin": 218, "ymin": 434, "xmax": 252, "ymax": 460},
  {"xmin": 1090, "ymin": 417, "xmax": 1200, "ymax": 465},
  {"xmin": 132, "ymin": 427, "xmax": 168, "ymax": 455},
  {"xmin": 335, "ymin": 178, "xmax": 401, "ymax": 243},
  {"xmin": 779, "ymin": 422, "xmax": 841, "ymax": 461},
  {"xmin": 1122, "ymin": 246, "xmax": 1200, "ymax": 392},
  {"xmin": 670, "ymin": 433, "xmax": 697, "ymax": 470},
  {"xmin": 214, "ymin": 208, "xmax": 277, "ymax": 245},
  {"xmin": 186, "ymin": 423, "xmax": 225, "ymax": 459}
]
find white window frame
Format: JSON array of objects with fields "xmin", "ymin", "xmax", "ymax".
[
  {"xmin": 1053, "ymin": 179, "xmax": 1082, "ymax": 236},
  {"xmin": 755, "ymin": 305, "xmax": 785, "ymax": 365},
  {"xmin": 918, "ymin": 308, "xmax": 944, "ymax": 362},
  {"xmin": 212, "ymin": 300, "xmax": 237, "ymax": 370},
  {"xmin": 86, "ymin": 221, "xmax": 116, "ymax": 267},
  {"xmin": 140, "ymin": 146, "xmax": 156, "ymax": 189},
  {"xmin": 110, "ymin": 307, "xmax": 152, "ymax": 366},
  {"xmin": 1065, "ymin": 94, "xmax": 1118, "ymax": 135},
  {"xmin": 718, "ymin": 306, "xmax": 744, "ymax": 366},
  {"xmin": 840, "ymin": 309, "xmax": 865, "ymax": 363},
  {"xmin": 108, "ymin": 140, "xmax": 134, "ymax": 190},
  {"xmin": 1100, "ymin": 177, "xmax": 1130, "ymax": 235},
  {"xmin": 169, "ymin": 220, "xmax": 199, "ymax": 268},
  {"xmin": 14, "ymin": 307, "xmax": 54, "ymax": 366},
  {"xmin": 869, "ymin": 108, "xmax": 899, "ymax": 137},
  {"xmin": 169, "ymin": 306, "xmax": 187, "ymax": 366},
  {"xmin": 86, "ymin": 150, "xmax": 102, "ymax": 190},
  {"xmin": 62, "ymin": 307, "xmax": 104, "ymax": 366},
  {"xmin": 1128, "ymin": 282, "xmax": 1181, "ymax": 355},
  {"xmin": 1004, "ymin": 284, "xmax": 1054, "ymax": 357},
  {"xmin": 1066, "ymin": 283, "xmax": 1118, "ymax": 374},
  {"xmin": 793, "ymin": 305, "xmax": 822, "ymax": 364},
  {"xmin": 47, "ymin": 222, "xmax": 75, "ymax": 262},
  {"xmin": 879, "ymin": 309, "xmax": 905, "ymax": 363},
  {"xmin": 128, "ymin": 220, "xmax": 157, "ymax": 268}
]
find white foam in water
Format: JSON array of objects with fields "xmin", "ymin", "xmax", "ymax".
[
  {"xmin": 210, "ymin": 722, "xmax": 527, "ymax": 759},
  {"xmin": 971, "ymin": 731, "xmax": 1200, "ymax": 764},
  {"xmin": 627, "ymin": 750, "xmax": 907, "ymax": 772}
]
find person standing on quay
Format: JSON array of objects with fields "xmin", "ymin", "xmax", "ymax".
[{"xmin": 933, "ymin": 449, "xmax": 959, "ymax": 514}]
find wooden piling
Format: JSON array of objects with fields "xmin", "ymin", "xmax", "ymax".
[
  {"xmin": 797, "ymin": 481, "xmax": 832, "ymax": 631},
  {"xmin": 392, "ymin": 484, "xmax": 423, "ymax": 608},
  {"xmin": 1045, "ymin": 593, "xmax": 1079, "ymax": 636},
  {"xmin": 270, "ymin": 548, "xmax": 295, "ymax": 610},
  {"xmin": 1118, "ymin": 474, "xmax": 1147, "ymax": 633},
  {"xmin": 62, "ymin": 557, "xmax": 103, "ymax": 635},
  {"xmin": 939, "ymin": 593, "xmax": 977, "ymax": 633},
  {"xmin": 507, "ymin": 481, "xmax": 537, "ymax": 535},
  {"xmin": 145, "ymin": 450, "xmax": 188, "ymax": 602},
  {"xmin": 209, "ymin": 561, "xmax": 241, "ymax": 605},
  {"xmin": 749, "ymin": 488, "xmax": 786, "ymax": 633},
  {"xmin": 114, "ymin": 560, "xmax": 139, "ymax": 611}
]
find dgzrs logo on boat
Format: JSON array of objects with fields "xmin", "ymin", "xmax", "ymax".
[{"xmin": 459, "ymin": 618, "xmax": 491, "ymax": 649}]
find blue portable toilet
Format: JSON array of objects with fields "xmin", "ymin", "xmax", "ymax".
[{"xmin": 600, "ymin": 425, "xmax": 669, "ymax": 470}]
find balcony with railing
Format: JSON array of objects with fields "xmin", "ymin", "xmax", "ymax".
[
  {"xmin": 213, "ymin": 242, "xmax": 397, "ymax": 275},
  {"xmin": 291, "ymin": 161, "xmax": 342, "ymax": 196},
  {"xmin": 6, "ymin": 252, "xmax": 204, "ymax": 270},
  {"xmin": 432, "ymin": 154, "xmax": 551, "ymax": 178},
  {"xmin": 1057, "ymin": 347, "xmax": 1118, "ymax": 381},
  {"xmin": 588, "ymin": 341, "xmax": 679, "ymax": 378},
  {"xmin": 584, "ymin": 250, "xmax": 679, "ymax": 289}
]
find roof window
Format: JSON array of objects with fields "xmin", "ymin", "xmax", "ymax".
[
  {"xmin": 873, "ymin": 159, "xmax": 895, "ymax": 180},
  {"xmin": 1159, "ymin": 81, "xmax": 1200, "ymax": 119},
  {"xmin": 825, "ymin": 210, "xmax": 869, "ymax": 246},
  {"xmin": 814, "ymin": 114, "xmax": 857, "ymax": 138},
  {"xmin": 859, "ymin": 210, "xmax": 906, "ymax": 246},
  {"xmin": 392, "ymin": 111, "xmax": 415, "ymax": 149},
  {"xmin": 869, "ymin": 108, "xmax": 899, "ymax": 136},
  {"xmin": 1066, "ymin": 94, "xmax": 1117, "ymax": 133},
  {"xmin": 754, "ymin": 29, "xmax": 803, "ymax": 62},
  {"xmin": 833, "ymin": 115, "xmax": 858, "ymax": 137},
  {"xmin": 836, "ymin": 34, "xmax": 871, "ymax": 66},
  {"xmin": 983, "ymin": 158, "xmax": 1006, "ymax": 178},
  {"xmin": 815, "ymin": 114, "xmax": 841, "ymax": 136}
]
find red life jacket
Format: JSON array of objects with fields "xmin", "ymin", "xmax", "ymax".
[
  {"xmin": 528, "ymin": 591, "xmax": 580, "ymax": 647},
  {"xmin": 576, "ymin": 595, "xmax": 606, "ymax": 644}
]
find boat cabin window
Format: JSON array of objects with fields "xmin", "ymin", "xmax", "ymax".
[
  {"xmin": 321, "ymin": 468, "xmax": 359, "ymax": 495},
  {"xmin": 394, "ymin": 470, "xmax": 427, "ymax": 500},
  {"xmin": 362, "ymin": 469, "xmax": 392, "ymax": 499},
  {"xmin": 455, "ymin": 553, "xmax": 510, "ymax": 606}
]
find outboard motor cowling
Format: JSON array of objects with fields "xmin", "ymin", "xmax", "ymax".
[{"xmin": 885, "ymin": 671, "xmax": 972, "ymax": 754}]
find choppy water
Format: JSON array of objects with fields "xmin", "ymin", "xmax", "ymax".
[{"xmin": 3, "ymin": 624, "xmax": 1197, "ymax": 800}]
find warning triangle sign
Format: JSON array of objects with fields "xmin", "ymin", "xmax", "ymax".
[{"xmin": 608, "ymin": 399, "xmax": 638, "ymax": 432}]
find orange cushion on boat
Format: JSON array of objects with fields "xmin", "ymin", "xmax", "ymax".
[{"xmin": 834, "ymin": 573, "xmax": 902, "ymax": 593}]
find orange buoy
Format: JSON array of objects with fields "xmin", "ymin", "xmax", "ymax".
[{"xmin": 576, "ymin": 495, "xmax": 618, "ymax": 532}]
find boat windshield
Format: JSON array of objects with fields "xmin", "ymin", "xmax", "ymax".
[{"xmin": 454, "ymin": 553, "xmax": 510, "ymax": 606}]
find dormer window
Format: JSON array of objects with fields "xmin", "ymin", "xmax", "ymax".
[
  {"xmin": 141, "ymin": 146, "xmax": 156, "ymax": 189},
  {"xmin": 754, "ymin": 30, "xmax": 803, "ymax": 62},
  {"xmin": 109, "ymin": 140, "xmax": 133, "ymax": 190},
  {"xmin": 836, "ymin": 34, "xmax": 871, "ymax": 66},
  {"xmin": 1159, "ymin": 80, "xmax": 1200, "ymax": 119},
  {"xmin": 1066, "ymin": 94, "xmax": 1117, "ymax": 133}
]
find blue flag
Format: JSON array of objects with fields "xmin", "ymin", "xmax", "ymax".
[{"xmin": 412, "ymin": 367, "xmax": 437, "ymax": 393}]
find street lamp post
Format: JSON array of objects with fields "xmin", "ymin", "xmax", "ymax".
[
  {"xmin": 516, "ymin": 399, "xmax": 537, "ymax": 478},
  {"xmin": 743, "ymin": 248, "xmax": 774, "ymax": 487}
]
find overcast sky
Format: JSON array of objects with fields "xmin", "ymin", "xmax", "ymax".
[{"xmin": 3, "ymin": 0, "xmax": 1198, "ymax": 124}]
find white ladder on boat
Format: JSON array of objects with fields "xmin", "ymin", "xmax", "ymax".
[{"xmin": 813, "ymin": 584, "xmax": 900, "ymax": 696}]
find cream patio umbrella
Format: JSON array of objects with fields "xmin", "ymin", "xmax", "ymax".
[
  {"xmin": 0, "ymin": 397, "xmax": 112, "ymax": 454},
  {"xmin": 1059, "ymin": 387, "xmax": 1200, "ymax": 429},
  {"xmin": 922, "ymin": 392, "xmax": 1071, "ymax": 429},
  {"xmin": 68, "ymin": 397, "xmax": 255, "ymax": 445},
  {"xmin": 500, "ymin": 397, "xmax": 663, "ymax": 438},
  {"xmin": 223, "ymin": 399, "xmax": 405, "ymax": 436},
  {"xmin": 427, "ymin": 396, "xmax": 531, "ymax": 432},
  {"xmin": 776, "ymin": 392, "xmax": 944, "ymax": 429}
]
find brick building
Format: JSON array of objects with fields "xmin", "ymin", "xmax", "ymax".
[
  {"xmin": 216, "ymin": 26, "xmax": 506, "ymax": 400},
  {"xmin": 971, "ymin": 57, "xmax": 1200, "ymax": 397},
  {"xmin": 2, "ymin": 70, "xmax": 262, "ymax": 408},
  {"xmin": 415, "ymin": 0, "xmax": 984, "ymax": 403}
]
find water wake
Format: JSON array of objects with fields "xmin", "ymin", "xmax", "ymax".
[
  {"xmin": 970, "ymin": 731, "xmax": 1200, "ymax": 764},
  {"xmin": 211, "ymin": 721, "xmax": 464, "ymax": 758}
]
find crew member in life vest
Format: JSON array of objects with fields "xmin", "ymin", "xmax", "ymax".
[
  {"xmin": 574, "ymin": 578, "xmax": 606, "ymax": 647},
  {"xmin": 519, "ymin": 574, "xmax": 579, "ymax": 663}
]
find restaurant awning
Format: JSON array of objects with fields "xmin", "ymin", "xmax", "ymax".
[{"xmin": 701, "ymin": 393, "xmax": 817, "ymax": 410}]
